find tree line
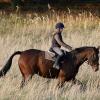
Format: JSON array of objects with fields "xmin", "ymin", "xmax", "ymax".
[{"xmin": 0, "ymin": 0, "xmax": 100, "ymax": 10}]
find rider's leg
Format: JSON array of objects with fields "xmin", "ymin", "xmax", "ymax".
[{"xmin": 53, "ymin": 47, "xmax": 64, "ymax": 69}]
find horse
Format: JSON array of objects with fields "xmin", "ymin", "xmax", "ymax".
[{"xmin": 0, "ymin": 46, "xmax": 99, "ymax": 88}]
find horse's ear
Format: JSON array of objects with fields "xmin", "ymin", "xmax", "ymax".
[
  {"xmin": 97, "ymin": 46, "xmax": 100, "ymax": 57},
  {"xmin": 97, "ymin": 46, "xmax": 100, "ymax": 50}
]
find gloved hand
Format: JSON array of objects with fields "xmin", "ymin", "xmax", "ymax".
[{"xmin": 67, "ymin": 46, "xmax": 73, "ymax": 51}]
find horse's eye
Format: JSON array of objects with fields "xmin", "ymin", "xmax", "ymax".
[{"xmin": 92, "ymin": 54, "xmax": 96, "ymax": 59}]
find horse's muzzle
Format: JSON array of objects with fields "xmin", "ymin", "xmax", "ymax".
[{"xmin": 93, "ymin": 65, "xmax": 99, "ymax": 72}]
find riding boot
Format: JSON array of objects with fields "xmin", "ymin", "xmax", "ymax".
[{"xmin": 53, "ymin": 55, "xmax": 62, "ymax": 69}]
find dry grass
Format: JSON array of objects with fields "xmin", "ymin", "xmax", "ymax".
[{"xmin": 0, "ymin": 11, "xmax": 100, "ymax": 100}]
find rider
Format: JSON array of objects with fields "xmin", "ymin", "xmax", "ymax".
[{"xmin": 49, "ymin": 22, "xmax": 72, "ymax": 69}]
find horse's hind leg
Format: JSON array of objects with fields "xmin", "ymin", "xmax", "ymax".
[
  {"xmin": 24, "ymin": 75, "xmax": 32, "ymax": 84},
  {"xmin": 20, "ymin": 78, "xmax": 25, "ymax": 89},
  {"xmin": 18, "ymin": 63, "xmax": 33, "ymax": 88},
  {"xmin": 20, "ymin": 75, "xmax": 32, "ymax": 89}
]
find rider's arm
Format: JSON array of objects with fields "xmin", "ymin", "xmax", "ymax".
[{"xmin": 55, "ymin": 34, "xmax": 72, "ymax": 50}]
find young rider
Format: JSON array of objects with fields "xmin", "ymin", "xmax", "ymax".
[{"xmin": 49, "ymin": 22, "xmax": 72, "ymax": 69}]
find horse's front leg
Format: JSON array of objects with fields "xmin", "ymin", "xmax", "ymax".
[
  {"xmin": 57, "ymin": 78, "xmax": 66, "ymax": 88},
  {"xmin": 72, "ymin": 78, "xmax": 83, "ymax": 85},
  {"xmin": 57, "ymin": 70, "xmax": 66, "ymax": 88},
  {"xmin": 71, "ymin": 78, "xmax": 87, "ymax": 91}
]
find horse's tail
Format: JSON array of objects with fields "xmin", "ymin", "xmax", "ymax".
[{"xmin": 0, "ymin": 51, "xmax": 22, "ymax": 77}]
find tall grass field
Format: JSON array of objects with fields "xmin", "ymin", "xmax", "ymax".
[{"xmin": 0, "ymin": 11, "xmax": 100, "ymax": 100}]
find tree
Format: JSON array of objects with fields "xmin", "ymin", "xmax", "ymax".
[{"xmin": 11, "ymin": 0, "xmax": 23, "ymax": 9}]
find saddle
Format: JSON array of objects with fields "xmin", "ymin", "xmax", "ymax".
[
  {"xmin": 45, "ymin": 51, "xmax": 57, "ymax": 61},
  {"xmin": 45, "ymin": 50, "xmax": 67, "ymax": 61}
]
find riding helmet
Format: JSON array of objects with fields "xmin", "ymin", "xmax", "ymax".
[{"xmin": 55, "ymin": 22, "xmax": 64, "ymax": 29}]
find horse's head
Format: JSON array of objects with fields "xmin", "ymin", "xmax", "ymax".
[{"xmin": 87, "ymin": 47, "xmax": 100, "ymax": 72}]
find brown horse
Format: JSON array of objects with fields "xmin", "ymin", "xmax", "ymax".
[{"xmin": 0, "ymin": 46, "xmax": 99, "ymax": 87}]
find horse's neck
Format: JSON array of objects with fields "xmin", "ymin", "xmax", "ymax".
[{"xmin": 74, "ymin": 50, "xmax": 88, "ymax": 68}]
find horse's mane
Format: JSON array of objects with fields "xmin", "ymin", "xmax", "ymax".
[{"xmin": 70, "ymin": 46, "xmax": 96, "ymax": 55}]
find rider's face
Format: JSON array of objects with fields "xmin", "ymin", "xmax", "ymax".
[{"xmin": 56, "ymin": 28, "xmax": 64, "ymax": 33}]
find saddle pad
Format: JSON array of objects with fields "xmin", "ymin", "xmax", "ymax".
[{"xmin": 45, "ymin": 51, "xmax": 56, "ymax": 61}]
